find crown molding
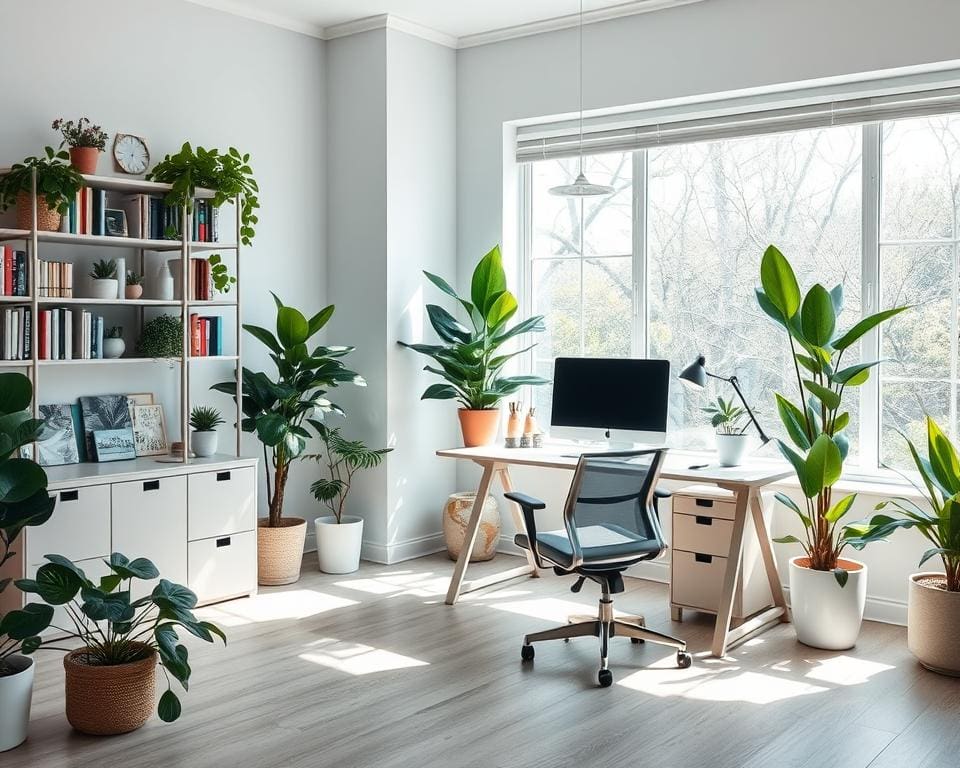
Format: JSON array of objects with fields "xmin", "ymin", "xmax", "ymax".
[
  {"xmin": 180, "ymin": 0, "xmax": 325, "ymax": 38},
  {"xmin": 323, "ymin": 14, "xmax": 458, "ymax": 49}
]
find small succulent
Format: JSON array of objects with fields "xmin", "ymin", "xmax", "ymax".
[
  {"xmin": 90, "ymin": 258, "xmax": 117, "ymax": 280},
  {"xmin": 190, "ymin": 406, "xmax": 225, "ymax": 432},
  {"xmin": 52, "ymin": 117, "xmax": 108, "ymax": 151},
  {"xmin": 106, "ymin": 326, "xmax": 123, "ymax": 339},
  {"xmin": 126, "ymin": 270, "xmax": 144, "ymax": 285}
]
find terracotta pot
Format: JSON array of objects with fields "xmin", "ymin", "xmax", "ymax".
[
  {"xmin": 257, "ymin": 518, "xmax": 307, "ymax": 585},
  {"xmin": 15, "ymin": 191, "xmax": 61, "ymax": 231},
  {"xmin": 442, "ymin": 492, "xmax": 500, "ymax": 562},
  {"xmin": 69, "ymin": 146, "xmax": 100, "ymax": 175},
  {"xmin": 908, "ymin": 572, "xmax": 960, "ymax": 676},
  {"xmin": 789, "ymin": 556, "xmax": 867, "ymax": 650},
  {"xmin": 63, "ymin": 644, "xmax": 156, "ymax": 735},
  {"xmin": 125, "ymin": 284, "xmax": 143, "ymax": 299},
  {"xmin": 458, "ymin": 408, "xmax": 500, "ymax": 447}
]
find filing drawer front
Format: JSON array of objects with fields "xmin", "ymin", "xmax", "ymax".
[
  {"xmin": 27, "ymin": 485, "xmax": 111, "ymax": 566},
  {"xmin": 188, "ymin": 467, "xmax": 256, "ymax": 540},
  {"xmin": 671, "ymin": 550, "xmax": 726, "ymax": 612},
  {"xmin": 672, "ymin": 493, "xmax": 737, "ymax": 521},
  {"xmin": 188, "ymin": 530, "xmax": 257, "ymax": 604},
  {"xmin": 672, "ymin": 513, "xmax": 734, "ymax": 558}
]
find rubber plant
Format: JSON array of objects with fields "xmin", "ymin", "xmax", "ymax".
[
  {"xmin": 398, "ymin": 245, "xmax": 548, "ymax": 409},
  {"xmin": 212, "ymin": 295, "xmax": 364, "ymax": 527},
  {"xmin": 757, "ymin": 244, "xmax": 909, "ymax": 584},
  {"xmin": 146, "ymin": 143, "xmax": 259, "ymax": 245}
]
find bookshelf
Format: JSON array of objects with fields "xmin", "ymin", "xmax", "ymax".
[{"xmin": 2, "ymin": 168, "xmax": 243, "ymax": 463}]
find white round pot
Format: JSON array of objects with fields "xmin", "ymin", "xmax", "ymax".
[
  {"xmin": 715, "ymin": 433, "xmax": 750, "ymax": 467},
  {"xmin": 789, "ymin": 555, "xmax": 867, "ymax": 650},
  {"xmin": 908, "ymin": 572, "xmax": 960, "ymax": 676},
  {"xmin": 0, "ymin": 655, "xmax": 35, "ymax": 752},
  {"xmin": 315, "ymin": 515, "xmax": 364, "ymax": 574},
  {"xmin": 103, "ymin": 337, "xmax": 125, "ymax": 359},
  {"xmin": 89, "ymin": 278, "xmax": 118, "ymax": 299},
  {"xmin": 191, "ymin": 430, "xmax": 218, "ymax": 458}
]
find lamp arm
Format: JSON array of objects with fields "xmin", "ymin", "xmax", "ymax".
[{"xmin": 727, "ymin": 376, "xmax": 770, "ymax": 444}]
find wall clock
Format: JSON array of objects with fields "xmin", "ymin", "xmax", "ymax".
[{"xmin": 113, "ymin": 133, "xmax": 150, "ymax": 175}]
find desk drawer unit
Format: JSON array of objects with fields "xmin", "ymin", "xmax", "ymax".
[
  {"xmin": 188, "ymin": 530, "xmax": 257, "ymax": 604},
  {"xmin": 26, "ymin": 485, "xmax": 111, "ymax": 566},
  {"xmin": 188, "ymin": 467, "xmax": 257, "ymax": 541}
]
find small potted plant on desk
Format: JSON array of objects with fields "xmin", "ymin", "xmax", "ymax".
[
  {"xmin": 89, "ymin": 259, "xmax": 118, "ymax": 299},
  {"xmin": 52, "ymin": 117, "xmax": 108, "ymax": 175},
  {"xmin": 303, "ymin": 426, "xmax": 392, "ymax": 574},
  {"xmin": 190, "ymin": 406, "xmax": 224, "ymax": 458},
  {"xmin": 703, "ymin": 395, "xmax": 752, "ymax": 467}
]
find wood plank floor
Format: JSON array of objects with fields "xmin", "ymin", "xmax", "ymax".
[{"xmin": 7, "ymin": 553, "xmax": 959, "ymax": 768}]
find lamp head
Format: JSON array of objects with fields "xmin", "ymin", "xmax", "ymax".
[{"xmin": 679, "ymin": 355, "xmax": 708, "ymax": 390}]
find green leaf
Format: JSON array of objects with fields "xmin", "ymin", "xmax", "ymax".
[
  {"xmin": 242, "ymin": 324, "xmax": 281, "ymax": 355},
  {"xmin": 830, "ymin": 284, "xmax": 844, "ymax": 314},
  {"xmin": 775, "ymin": 394, "xmax": 810, "ymax": 450},
  {"xmin": 803, "ymin": 380, "xmax": 841, "ymax": 411},
  {"xmin": 806, "ymin": 434, "xmax": 843, "ymax": 495},
  {"xmin": 833, "ymin": 568, "xmax": 849, "ymax": 588},
  {"xmin": 426, "ymin": 305, "xmax": 471, "ymax": 344},
  {"xmin": 773, "ymin": 535, "xmax": 802, "ymax": 544},
  {"xmin": 470, "ymin": 245, "xmax": 507, "ymax": 315},
  {"xmin": 421, "ymin": 383, "xmax": 459, "ymax": 400},
  {"xmin": 800, "ymin": 283, "xmax": 836, "ymax": 347},
  {"xmin": 0, "ymin": 603, "xmax": 53, "ymax": 640},
  {"xmin": 307, "ymin": 306, "xmax": 335, "ymax": 338},
  {"xmin": 31, "ymin": 562, "xmax": 83, "ymax": 604},
  {"xmin": 826, "ymin": 493, "xmax": 857, "ymax": 523},
  {"xmin": 255, "ymin": 413, "xmax": 288, "ymax": 446},
  {"xmin": 485, "ymin": 291, "xmax": 518, "ymax": 329},
  {"xmin": 151, "ymin": 579, "xmax": 199, "ymax": 611},
  {"xmin": 774, "ymin": 492, "xmax": 812, "ymax": 527},
  {"xmin": 926, "ymin": 416, "xmax": 960, "ymax": 497},
  {"xmin": 108, "ymin": 553, "xmax": 159, "ymax": 581},
  {"xmin": 0, "ymin": 458, "xmax": 47, "ymax": 504},
  {"xmin": 918, "ymin": 547, "xmax": 951, "ymax": 568},
  {"xmin": 833, "ymin": 412, "xmax": 850, "ymax": 433},
  {"xmin": 0, "ymin": 372, "xmax": 32, "ymax": 414},
  {"xmin": 831, "ymin": 361, "xmax": 883, "ymax": 387},
  {"xmin": 832, "ymin": 306, "xmax": 910, "ymax": 350},
  {"xmin": 760, "ymin": 245, "xmax": 801, "ymax": 319},
  {"xmin": 158, "ymin": 690, "xmax": 182, "ymax": 722},
  {"xmin": 776, "ymin": 441, "xmax": 815, "ymax": 498},
  {"xmin": 276, "ymin": 306, "xmax": 309, "ymax": 348}
]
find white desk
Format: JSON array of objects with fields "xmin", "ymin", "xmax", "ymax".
[{"xmin": 436, "ymin": 445, "xmax": 793, "ymax": 657}]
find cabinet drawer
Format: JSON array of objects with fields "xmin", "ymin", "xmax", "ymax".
[
  {"xmin": 672, "ymin": 492, "xmax": 737, "ymax": 521},
  {"xmin": 188, "ymin": 467, "xmax": 256, "ymax": 540},
  {"xmin": 188, "ymin": 530, "xmax": 256, "ymax": 604},
  {"xmin": 672, "ymin": 513, "xmax": 734, "ymax": 558},
  {"xmin": 671, "ymin": 550, "xmax": 727, "ymax": 612},
  {"xmin": 27, "ymin": 485, "xmax": 111, "ymax": 566}
]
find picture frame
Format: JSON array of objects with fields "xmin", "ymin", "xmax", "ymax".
[
  {"xmin": 104, "ymin": 208, "xmax": 128, "ymax": 237},
  {"xmin": 92, "ymin": 427, "xmax": 137, "ymax": 462},
  {"xmin": 37, "ymin": 403, "xmax": 81, "ymax": 466},
  {"xmin": 79, "ymin": 394, "xmax": 133, "ymax": 460},
  {"xmin": 125, "ymin": 392, "xmax": 155, "ymax": 426},
  {"xmin": 133, "ymin": 404, "xmax": 167, "ymax": 457}
]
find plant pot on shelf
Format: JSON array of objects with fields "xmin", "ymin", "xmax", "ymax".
[
  {"xmin": 90, "ymin": 279, "xmax": 119, "ymax": 300},
  {"xmin": 789, "ymin": 556, "xmax": 867, "ymax": 650},
  {"xmin": 257, "ymin": 518, "xmax": 307, "ymax": 586},
  {"xmin": 314, "ymin": 515, "xmax": 364, "ymax": 574},
  {"xmin": 63, "ymin": 644, "xmax": 156, "ymax": 736},
  {"xmin": 715, "ymin": 433, "xmax": 750, "ymax": 467},
  {"xmin": 908, "ymin": 572, "xmax": 960, "ymax": 676},
  {"xmin": 125, "ymin": 284, "xmax": 143, "ymax": 300},
  {"xmin": 442, "ymin": 492, "xmax": 500, "ymax": 562},
  {"xmin": 15, "ymin": 191, "xmax": 60, "ymax": 232},
  {"xmin": 103, "ymin": 337, "xmax": 125, "ymax": 359},
  {"xmin": 191, "ymin": 430, "xmax": 218, "ymax": 458},
  {"xmin": 69, "ymin": 146, "xmax": 100, "ymax": 175},
  {"xmin": 0, "ymin": 656, "xmax": 34, "ymax": 752},
  {"xmin": 458, "ymin": 408, "xmax": 500, "ymax": 447}
]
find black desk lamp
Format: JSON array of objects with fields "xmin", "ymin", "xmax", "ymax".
[{"xmin": 678, "ymin": 355, "xmax": 770, "ymax": 445}]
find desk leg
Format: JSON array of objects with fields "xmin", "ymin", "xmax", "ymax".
[
  {"xmin": 710, "ymin": 486, "xmax": 750, "ymax": 657},
  {"xmin": 445, "ymin": 461, "xmax": 496, "ymax": 605},
  {"xmin": 752, "ymin": 492, "xmax": 788, "ymax": 621},
  {"xmin": 497, "ymin": 466, "xmax": 539, "ymax": 577}
]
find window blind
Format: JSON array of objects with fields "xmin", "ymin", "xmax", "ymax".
[{"xmin": 515, "ymin": 85, "xmax": 960, "ymax": 161}]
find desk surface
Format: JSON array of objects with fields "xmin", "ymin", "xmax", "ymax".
[{"xmin": 436, "ymin": 445, "xmax": 793, "ymax": 488}]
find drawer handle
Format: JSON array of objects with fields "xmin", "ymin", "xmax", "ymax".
[
  {"xmin": 216, "ymin": 471, "xmax": 231, "ymax": 482},
  {"xmin": 60, "ymin": 489, "xmax": 79, "ymax": 502},
  {"xmin": 695, "ymin": 498, "xmax": 714, "ymax": 508},
  {"xmin": 695, "ymin": 515, "xmax": 713, "ymax": 526},
  {"xmin": 143, "ymin": 480, "xmax": 160, "ymax": 492},
  {"xmin": 695, "ymin": 553, "xmax": 713, "ymax": 564},
  {"xmin": 216, "ymin": 536, "xmax": 232, "ymax": 548}
]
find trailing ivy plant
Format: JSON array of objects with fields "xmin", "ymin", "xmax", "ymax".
[
  {"xmin": 0, "ymin": 147, "xmax": 84, "ymax": 216},
  {"xmin": 147, "ymin": 143, "xmax": 259, "ymax": 246},
  {"xmin": 208, "ymin": 254, "xmax": 236, "ymax": 294}
]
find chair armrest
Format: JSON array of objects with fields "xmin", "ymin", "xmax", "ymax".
[
  {"xmin": 504, "ymin": 492, "xmax": 548, "ymax": 568},
  {"xmin": 654, "ymin": 486, "xmax": 672, "ymax": 499},
  {"xmin": 504, "ymin": 492, "xmax": 546, "ymax": 510}
]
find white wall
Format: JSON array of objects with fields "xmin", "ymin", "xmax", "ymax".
[{"xmin": 0, "ymin": 0, "xmax": 326, "ymax": 522}]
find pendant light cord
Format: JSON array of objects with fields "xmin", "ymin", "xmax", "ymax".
[{"xmin": 578, "ymin": 0, "xmax": 584, "ymax": 175}]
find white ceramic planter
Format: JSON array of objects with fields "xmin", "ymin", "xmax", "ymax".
[
  {"xmin": 191, "ymin": 430, "xmax": 218, "ymax": 458},
  {"xmin": 908, "ymin": 572, "xmax": 960, "ymax": 676},
  {"xmin": 715, "ymin": 433, "xmax": 750, "ymax": 466},
  {"xmin": 89, "ymin": 278, "xmax": 118, "ymax": 299},
  {"xmin": 103, "ymin": 337, "xmax": 125, "ymax": 359},
  {"xmin": 0, "ymin": 655, "xmax": 34, "ymax": 752},
  {"xmin": 315, "ymin": 515, "xmax": 364, "ymax": 574},
  {"xmin": 789, "ymin": 556, "xmax": 867, "ymax": 650}
]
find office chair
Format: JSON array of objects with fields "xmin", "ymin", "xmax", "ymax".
[{"xmin": 507, "ymin": 449, "xmax": 691, "ymax": 688}]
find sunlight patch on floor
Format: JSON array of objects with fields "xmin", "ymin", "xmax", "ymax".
[
  {"xmin": 333, "ymin": 570, "xmax": 450, "ymax": 597},
  {"xmin": 298, "ymin": 638, "xmax": 429, "ymax": 676},
  {"xmin": 196, "ymin": 590, "xmax": 359, "ymax": 627},
  {"xmin": 803, "ymin": 655, "xmax": 896, "ymax": 685},
  {"xmin": 488, "ymin": 596, "xmax": 645, "ymax": 623}
]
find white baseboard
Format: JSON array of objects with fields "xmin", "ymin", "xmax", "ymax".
[
  {"xmin": 781, "ymin": 586, "xmax": 906, "ymax": 626},
  {"xmin": 360, "ymin": 532, "xmax": 447, "ymax": 565}
]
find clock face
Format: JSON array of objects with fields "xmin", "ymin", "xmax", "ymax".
[{"xmin": 114, "ymin": 134, "xmax": 149, "ymax": 174}]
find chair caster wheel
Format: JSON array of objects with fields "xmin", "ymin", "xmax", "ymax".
[
  {"xmin": 677, "ymin": 651, "xmax": 692, "ymax": 669},
  {"xmin": 598, "ymin": 669, "xmax": 613, "ymax": 687},
  {"xmin": 521, "ymin": 644, "xmax": 535, "ymax": 661},
  {"xmin": 631, "ymin": 638, "xmax": 644, "ymax": 645}
]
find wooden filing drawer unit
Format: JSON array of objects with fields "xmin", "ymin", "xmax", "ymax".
[{"xmin": 670, "ymin": 484, "xmax": 774, "ymax": 621}]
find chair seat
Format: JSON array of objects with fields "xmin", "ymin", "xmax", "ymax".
[{"xmin": 515, "ymin": 523, "xmax": 663, "ymax": 569}]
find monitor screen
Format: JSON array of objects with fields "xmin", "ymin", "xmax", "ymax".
[{"xmin": 550, "ymin": 357, "xmax": 670, "ymax": 432}]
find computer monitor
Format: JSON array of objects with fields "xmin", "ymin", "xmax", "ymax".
[{"xmin": 549, "ymin": 357, "xmax": 670, "ymax": 446}]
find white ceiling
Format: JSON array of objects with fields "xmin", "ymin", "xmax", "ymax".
[{"xmin": 184, "ymin": 0, "xmax": 698, "ymax": 45}]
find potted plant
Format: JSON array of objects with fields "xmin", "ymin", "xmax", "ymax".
[
  {"xmin": 136, "ymin": 314, "xmax": 183, "ymax": 358},
  {"xmin": 190, "ymin": 406, "xmax": 224, "ymax": 458},
  {"xmin": 125, "ymin": 270, "xmax": 144, "ymax": 299},
  {"xmin": 757, "ymin": 244, "xmax": 908, "ymax": 650},
  {"xmin": 703, "ymin": 396, "xmax": 751, "ymax": 466},
  {"xmin": 89, "ymin": 259, "xmax": 118, "ymax": 299},
  {"xmin": 399, "ymin": 245, "xmax": 548, "ymax": 447},
  {"xmin": 16, "ymin": 552, "xmax": 225, "ymax": 735},
  {"xmin": 0, "ymin": 147, "xmax": 84, "ymax": 231},
  {"xmin": 0, "ymin": 373, "xmax": 56, "ymax": 752},
  {"xmin": 103, "ymin": 327, "xmax": 125, "ymax": 359},
  {"xmin": 147, "ymin": 143, "xmax": 260, "ymax": 246},
  {"xmin": 212, "ymin": 294, "xmax": 364, "ymax": 586},
  {"xmin": 52, "ymin": 117, "xmax": 108, "ymax": 175},
  {"xmin": 303, "ymin": 426, "xmax": 392, "ymax": 574}
]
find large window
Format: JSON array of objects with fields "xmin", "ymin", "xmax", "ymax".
[{"xmin": 522, "ymin": 114, "xmax": 960, "ymax": 472}]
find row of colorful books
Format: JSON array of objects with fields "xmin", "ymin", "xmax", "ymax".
[
  {"xmin": 38, "ymin": 260, "xmax": 74, "ymax": 298},
  {"xmin": 190, "ymin": 314, "xmax": 224, "ymax": 357},
  {"xmin": 37, "ymin": 308, "xmax": 106, "ymax": 360},
  {"xmin": 182, "ymin": 257, "xmax": 216, "ymax": 301},
  {"xmin": 0, "ymin": 246, "xmax": 28, "ymax": 296},
  {"xmin": 1, "ymin": 307, "xmax": 30, "ymax": 359},
  {"xmin": 63, "ymin": 188, "xmax": 108, "ymax": 236}
]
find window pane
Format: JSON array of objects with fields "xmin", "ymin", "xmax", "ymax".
[
  {"xmin": 583, "ymin": 257, "xmax": 632, "ymax": 356},
  {"xmin": 581, "ymin": 154, "xmax": 632, "ymax": 256},
  {"xmin": 532, "ymin": 259, "xmax": 581, "ymax": 358},
  {"xmin": 881, "ymin": 381, "xmax": 950, "ymax": 469},
  {"xmin": 531, "ymin": 158, "xmax": 580, "ymax": 259}
]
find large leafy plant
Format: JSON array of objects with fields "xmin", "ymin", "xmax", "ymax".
[
  {"xmin": 757, "ymin": 245, "xmax": 909, "ymax": 584},
  {"xmin": 147, "ymin": 143, "xmax": 260, "ymax": 246},
  {"xmin": 16, "ymin": 553, "xmax": 225, "ymax": 722},
  {"xmin": 0, "ymin": 147, "xmax": 84, "ymax": 215},
  {"xmin": 213, "ymin": 295, "xmax": 364, "ymax": 527},
  {"xmin": 399, "ymin": 245, "xmax": 548, "ymax": 410}
]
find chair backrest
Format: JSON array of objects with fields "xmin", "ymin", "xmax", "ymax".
[{"xmin": 561, "ymin": 449, "xmax": 667, "ymax": 566}]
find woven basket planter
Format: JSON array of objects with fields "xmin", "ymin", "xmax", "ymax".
[
  {"xmin": 15, "ymin": 191, "xmax": 61, "ymax": 231},
  {"xmin": 63, "ymin": 644, "xmax": 156, "ymax": 736},
  {"xmin": 257, "ymin": 518, "xmax": 307, "ymax": 586}
]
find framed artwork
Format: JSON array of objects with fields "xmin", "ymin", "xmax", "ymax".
[
  {"xmin": 80, "ymin": 395, "xmax": 133, "ymax": 461},
  {"xmin": 92, "ymin": 428, "xmax": 137, "ymax": 462},
  {"xmin": 37, "ymin": 404, "xmax": 80, "ymax": 466},
  {"xmin": 133, "ymin": 404, "xmax": 167, "ymax": 457},
  {"xmin": 104, "ymin": 209, "xmax": 129, "ymax": 237},
  {"xmin": 125, "ymin": 392, "xmax": 155, "ymax": 425}
]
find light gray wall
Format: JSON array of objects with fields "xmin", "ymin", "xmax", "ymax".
[{"xmin": 0, "ymin": 0, "xmax": 326, "ymax": 522}]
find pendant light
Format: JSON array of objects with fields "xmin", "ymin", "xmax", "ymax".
[{"xmin": 549, "ymin": 0, "xmax": 614, "ymax": 197}]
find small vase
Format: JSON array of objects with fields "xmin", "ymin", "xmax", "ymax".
[
  {"xmin": 115, "ymin": 257, "xmax": 126, "ymax": 298},
  {"xmin": 191, "ymin": 430, "xmax": 218, "ymax": 458},
  {"xmin": 125, "ymin": 284, "xmax": 143, "ymax": 300},
  {"xmin": 69, "ymin": 146, "xmax": 100, "ymax": 175},
  {"xmin": 442, "ymin": 492, "xmax": 500, "ymax": 562},
  {"xmin": 89, "ymin": 279, "xmax": 119, "ymax": 300},
  {"xmin": 150, "ymin": 259, "xmax": 174, "ymax": 301},
  {"xmin": 103, "ymin": 337, "xmax": 125, "ymax": 359}
]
